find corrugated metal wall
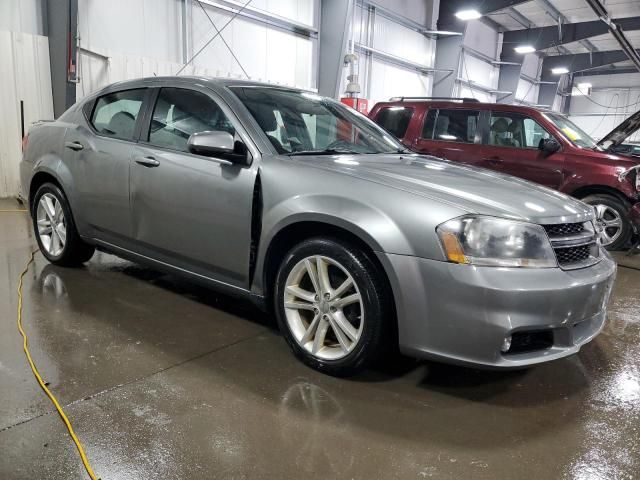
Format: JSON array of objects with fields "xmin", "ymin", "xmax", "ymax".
[
  {"xmin": 568, "ymin": 72, "xmax": 640, "ymax": 141},
  {"xmin": 76, "ymin": 0, "xmax": 318, "ymax": 101},
  {"xmin": 0, "ymin": 31, "xmax": 53, "ymax": 198},
  {"xmin": 350, "ymin": 3, "xmax": 433, "ymax": 106}
]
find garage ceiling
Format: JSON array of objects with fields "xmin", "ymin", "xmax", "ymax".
[{"xmin": 487, "ymin": 0, "xmax": 640, "ymax": 59}]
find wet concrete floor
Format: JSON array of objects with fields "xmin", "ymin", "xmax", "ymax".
[{"xmin": 1, "ymin": 197, "xmax": 639, "ymax": 479}]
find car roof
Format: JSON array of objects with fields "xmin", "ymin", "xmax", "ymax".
[
  {"xmin": 98, "ymin": 76, "xmax": 309, "ymax": 94},
  {"xmin": 374, "ymin": 99, "xmax": 554, "ymax": 115}
]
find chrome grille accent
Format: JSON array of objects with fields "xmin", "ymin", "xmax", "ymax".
[
  {"xmin": 543, "ymin": 222, "xmax": 600, "ymax": 270},
  {"xmin": 544, "ymin": 222, "xmax": 584, "ymax": 237}
]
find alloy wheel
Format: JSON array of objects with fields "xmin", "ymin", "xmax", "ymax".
[
  {"xmin": 283, "ymin": 255, "xmax": 364, "ymax": 361},
  {"xmin": 594, "ymin": 204, "xmax": 623, "ymax": 247},
  {"xmin": 36, "ymin": 193, "xmax": 67, "ymax": 256}
]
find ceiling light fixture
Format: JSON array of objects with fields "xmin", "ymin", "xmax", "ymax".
[
  {"xmin": 455, "ymin": 9, "xmax": 482, "ymax": 20},
  {"xmin": 514, "ymin": 45, "xmax": 536, "ymax": 54},
  {"xmin": 551, "ymin": 67, "xmax": 570, "ymax": 74}
]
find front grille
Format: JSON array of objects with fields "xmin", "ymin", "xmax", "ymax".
[
  {"xmin": 543, "ymin": 222, "xmax": 584, "ymax": 237},
  {"xmin": 554, "ymin": 244, "xmax": 592, "ymax": 265},
  {"xmin": 542, "ymin": 222, "xmax": 599, "ymax": 269}
]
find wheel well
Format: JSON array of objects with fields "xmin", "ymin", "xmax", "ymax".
[
  {"xmin": 263, "ymin": 221, "xmax": 397, "ymax": 323},
  {"xmin": 29, "ymin": 172, "xmax": 61, "ymax": 212},
  {"xmin": 571, "ymin": 185, "xmax": 631, "ymax": 207}
]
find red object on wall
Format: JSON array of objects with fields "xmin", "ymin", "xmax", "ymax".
[{"xmin": 341, "ymin": 97, "xmax": 369, "ymax": 115}]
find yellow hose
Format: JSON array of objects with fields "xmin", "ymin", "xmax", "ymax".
[{"xmin": 17, "ymin": 249, "xmax": 100, "ymax": 480}]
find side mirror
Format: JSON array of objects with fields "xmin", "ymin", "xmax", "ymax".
[
  {"xmin": 188, "ymin": 131, "xmax": 235, "ymax": 157},
  {"xmin": 538, "ymin": 137, "xmax": 561, "ymax": 155}
]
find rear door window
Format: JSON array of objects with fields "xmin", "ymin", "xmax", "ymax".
[
  {"xmin": 375, "ymin": 107, "xmax": 414, "ymax": 139},
  {"xmin": 90, "ymin": 89, "xmax": 146, "ymax": 140},
  {"xmin": 427, "ymin": 109, "xmax": 480, "ymax": 143}
]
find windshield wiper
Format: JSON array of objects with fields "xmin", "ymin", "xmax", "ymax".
[{"xmin": 288, "ymin": 148, "xmax": 361, "ymax": 156}]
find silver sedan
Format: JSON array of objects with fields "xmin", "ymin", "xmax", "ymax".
[{"xmin": 20, "ymin": 77, "xmax": 616, "ymax": 376}]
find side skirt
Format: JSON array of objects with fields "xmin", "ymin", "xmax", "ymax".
[{"xmin": 92, "ymin": 239, "xmax": 267, "ymax": 310}]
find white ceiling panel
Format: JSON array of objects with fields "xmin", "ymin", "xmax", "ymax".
[
  {"xmin": 605, "ymin": 0, "xmax": 640, "ymax": 19},
  {"xmin": 512, "ymin": 2, "xmax": 555, "ymax": 27},
  {"xmin": 486, "ymin": 11, "xmax": 527, "ymax": 30},
  {"xmin": 546, "ymin": 0, "xmax": 598, "ymax": 23}
]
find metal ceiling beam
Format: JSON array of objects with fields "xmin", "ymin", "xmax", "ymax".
[
  {"xmin": 583, "ymin": 0, "xmax": 640, "ymax": 72},
  {"xmin": 542, "ymin": 49, "xmax": 634, "ymax": 75},
  {"xmin": 573, "ymin": 66, "xmax": 640, "ymax": 77},
  {"xmin": 506, "ymin": 7, "xmax": 532, "ymax": 28},
  {"xmin": 438, "ymin": 0, "xmax": 531, "ymax": 29},
  {"xmin": 502, "ymin": 16, "xmax": 640, "ymax": 55}
]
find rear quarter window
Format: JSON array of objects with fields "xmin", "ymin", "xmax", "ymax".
[
  {"xmin": 90, "ymin": 89, "xmax": 147, "ymax": 141},
  {"xmin": 375, "ymin": 107, "xmax": 414, "ymax": 139}
]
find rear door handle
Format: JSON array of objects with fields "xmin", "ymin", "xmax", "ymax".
[
  {"xmin": 134, "ymin": 156, "xmax": 160, "ymax": 167},
  {"xmin": 64, "ymin": 141, "xmax": 84, "ymax": 151}
]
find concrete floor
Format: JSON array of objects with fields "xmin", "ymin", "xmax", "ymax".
[{"xmin": 1, "ymin": 197, "xmax": 639, "ymax": 480}]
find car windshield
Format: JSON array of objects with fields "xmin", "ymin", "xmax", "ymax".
[
  {"xmin": 543, "ymin": 113, "xmax": 600, "ymax": 150},
  {"xmin": 229, "ymin": 86, "xmax": 405, "ymax": 155}
]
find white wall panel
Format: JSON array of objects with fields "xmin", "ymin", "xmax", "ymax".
[
  {"xmin": 515, "ymin": 78, "xmax": 538, "ymax": 104},
  {"xmin": 0, "ymin": 0, "xmax": 44, "ymax": 35},
  {"xmin": 459, "ymin": 53, "xmax": 498, "ymax": 90},
  {"xmin": 77, "ymin": 0, "xmax": 317, "ymax": 92},
  {"xmin": 456, "ymin": 85, "xmax": 495, "ymax": 103},
  {"xmin": 463, "ymin": 21, "xmax": 499, "ymax": 59},
  {"xmin": 79, "ymin": 0, "xmax": 182, "ymax": 63},
  {"xmin": 0, "ymin": 31, "xmax": 53, "ymax": 198},
  {"xmin": 250, "ymin": 0, "xmax": 316, "ymax": 26},
  {"xmin": 373, "ymin": 15, "xmax": 433, "ymax": 66},
  {"xmin": 368, "ymin": 60, "xmax": 430, "ymax": 106},
  {"xmin": 520, "ymin": 53, "xmax": 540, "ymax": 79},
  {"xmin": 567, "ymin": 72, "xmax": 640, "ymax": 140}
]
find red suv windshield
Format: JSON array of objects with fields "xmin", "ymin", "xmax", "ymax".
[{"xmin": 542, "ymin": 113, "xmax": 601, "ymax": 150}]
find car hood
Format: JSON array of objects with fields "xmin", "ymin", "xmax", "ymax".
[
  {"xmin": 291, "ymin": 154, "xmax": 593, "ymax": 224},
  {"xmin": 598, "ymin": 109, "xmax": 640, "ymax": 150}
]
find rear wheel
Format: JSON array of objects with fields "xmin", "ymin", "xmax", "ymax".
[
  {"xmin": 274, "ymin": 238, "xmax": 390, "ymax": 377},
  {"xmin": 32, "ymin": 183, "xmax": 95, "ymax": 266},
  {"xmin": 582, "ymin": 194, "xmax": 631, "ymax": 250}
]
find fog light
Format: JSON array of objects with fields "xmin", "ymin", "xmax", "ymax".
[{"xmin": 501, "ymin": 335, "xmax": 512, "ymax": 353}]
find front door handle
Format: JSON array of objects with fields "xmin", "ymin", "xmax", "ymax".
[
  {"xmin": 64, "ymin": 141, "xmax": 84, "ymax": 151},
  {"xmin": 134, "ymin": 156, "xmax": 160, "ymax": 167}
]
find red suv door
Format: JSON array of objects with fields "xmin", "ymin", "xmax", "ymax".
[
  {"xmin": 412, "ymin": 108, "xmax": 486, "ymax": 167},
  {"xmin": 483, "ymin": 111, "xmax": 565, "ymax": 189}
]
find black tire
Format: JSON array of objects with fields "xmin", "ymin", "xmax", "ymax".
[
  {"xmin": 32, "ymin": 183, "xmax": 95, "ymax": 266},
  {"xmin": 582, "ymin": 194, "xmax": 631, "ymax": 251},
  {"xmin": 274, "ymin": 237, "xmax": 391, "ymax": 377}
]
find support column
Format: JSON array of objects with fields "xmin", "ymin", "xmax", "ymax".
[
  {"xmin": 432, "ymin": 34, "xmax": 464, "ymax": 97},
  {"xmin": 496, "ymin": 47, "xmax": 522, "ymax": 104},
  {"xmin": 46, "ymin": 0, "xmax": 77, "ymax": 117},
  {"xmin": 318, "ymin": 0, "xmax": 354, "ymax": 98}
]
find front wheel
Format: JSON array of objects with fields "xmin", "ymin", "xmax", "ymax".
[
  {"xmin": 32, "ymin": 183, "xmax": 95, "ymax": 266},
  {"xmin": 274, "ymin": 238, "xmax": 390, "ymax": 377},
  {"xmin": 582, "ymin": 194, "xmax": 631, "ymax": 250}
]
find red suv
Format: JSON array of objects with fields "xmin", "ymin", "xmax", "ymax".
[{"xmin": 369, "ymin": 98, "xmax": 640, "ymax": 250}]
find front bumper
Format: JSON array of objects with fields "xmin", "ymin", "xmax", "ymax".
[{"xmin": 379, "ymin": 251, "xmax": 617, "ymax": 368}]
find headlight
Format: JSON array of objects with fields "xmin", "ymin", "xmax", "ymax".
[{"xmin": 436, "ymin": 216, "xmax": 557, "ymax": 268}]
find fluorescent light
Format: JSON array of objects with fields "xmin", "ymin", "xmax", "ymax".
[
  {"xmin": 577, "ymin": 82, "xmax": 592, "ymax": 89},
  {"xmin": 551, "ymin": 67, "xmax": 570, "ymax": 74},
  {"xmin": 455, "ymin": 9, "xmax": 482, "ymax": 20},
  {"xmin": 514, "ymin": 45, "xmax": 536, "ymax": 54},
  {"xmin": 423, "ymin": 30, "xmax": 463, "ymax": 36}
]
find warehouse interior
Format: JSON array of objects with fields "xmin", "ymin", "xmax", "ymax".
[{"xmin": 1, "ymin": 0, "xmax": 640, "ymax": 478}]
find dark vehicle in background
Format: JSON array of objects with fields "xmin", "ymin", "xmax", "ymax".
[{"xmin": 370, "ymin": 99, "xmax": 640, "ymax": 250}]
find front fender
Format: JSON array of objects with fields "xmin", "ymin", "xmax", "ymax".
[{"xmin": 252, "ymin": 193, "xmax": 415, "ymax": 296}]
